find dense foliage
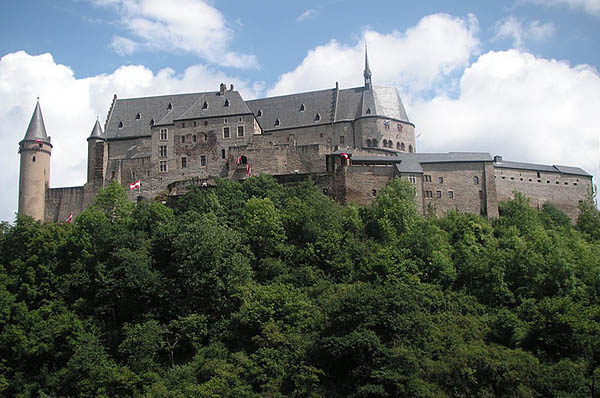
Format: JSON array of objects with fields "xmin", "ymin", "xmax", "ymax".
[{"xmin": 1, "ymin": 177, "xmax": 600, "ymax": 397}]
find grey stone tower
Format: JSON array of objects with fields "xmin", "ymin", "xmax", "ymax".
[
  {"xmin": 18, "ymin": 100, "xmax": 52, "ymax": 221},
  {"xmin": 87, "ymin": 118, "xmax": 107, "ymax": 187}
]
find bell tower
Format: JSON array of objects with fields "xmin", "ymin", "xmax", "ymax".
[{"xmin": 18, "ymin": 99, "xmax": 52, "ymax": 221}]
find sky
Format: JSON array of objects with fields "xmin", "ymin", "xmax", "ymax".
[{"xmin": 1, "ymin": 0, "xmax": 599, "ymax": 222}]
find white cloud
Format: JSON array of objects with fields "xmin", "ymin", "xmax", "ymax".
[
  {"xmin": 268, "ymin": 13, "xmax": 480, "ymax": 96},
  {"xmin": 297, "ymin": 9, "xmax": 317, "ymax": 22},
  {"xmin": 523, "ymin": 0, "xmax": 600, "ymax": 16},
  {"xmin": 94, "ymin": 0, "xmax": 258, "ymax": 68},
  {"xmin": 494, "ymin": 16, "xmax": 555, "ymax": 49},
  {"xmin": 410, "ymin": 49, "xmax": 600, "ymax": 184},
  {"xmin": 0, "ymin": 51, "xmax": 260, "ymax": 222}
]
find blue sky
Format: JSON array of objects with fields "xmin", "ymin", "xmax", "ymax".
[{"xmin": 1, "ymin": 0, "xmax": 599, "ymax": 222}]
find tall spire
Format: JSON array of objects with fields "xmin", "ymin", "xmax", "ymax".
[
  {"xmin": 22, "ymin": 99, "xmax": 49, "ymax": 143},
  {"xmin": 363, "ymin": 44, "xmax": 372, "ymax": 88}
]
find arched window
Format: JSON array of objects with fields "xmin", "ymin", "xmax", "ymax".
[
  {"xmin": 383, "ymin": 139, "xmax": 388, "ymax": 147},
  {"xmin": 396, "ymin": 142, "xmax": 400, "ymax": 150},
  {"xmin": 408, "ymin": 144, "xmax": 413, "ymax": 153},
  {"xmin": 237, "ymin": 155, "xmax": 248, "ymax": 165},
  {"xmin": 400, "ymin": 142, "xmax": 405, "ymax": 151},
  {"xmin": 372, "ymin": 139, "xmax": 378, "ymax": 147},
  {"xmin": 366, "ymin": 139, "xmax": 372, "ymax": 147}
]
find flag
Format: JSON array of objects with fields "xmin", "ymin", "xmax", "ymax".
[
  {"xmin": 340, "ymin": 152, "xmax": 349, "ymax": 160},
  {"xmin": 34, "ymin": 139, "xmax": 43, "ymax": 144},
  {"xmin": 236, "ymin": 155, "xmax": 242, "ymax": 165},
  {"xmin": 65, "ymin": 212, "xmax": 73, "ymax": 224},
  {"xmin": 129, "ymin": 180, "xmax": 141, "ymax": 190},
  {"xmin": 246, "ymin": 164, "xmax": 252, "ymax": 177}
]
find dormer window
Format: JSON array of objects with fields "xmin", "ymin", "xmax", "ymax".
[
  {"xmin": 314, "ymin": 113, "xmax": 321, "ymax": 122},
  {"xmin": 150, "ymin": 118, "xmax": 155, "ymax": 126},
  {"xmin": 118, "ymin": 121, "xmax": 123, "ymax": 129},
  {"xmin": 366, "ymin": 108, "xmax": 371, "ymax": 115},
  {"xmin": 135, "ymin": 112, "xmax": 141, "ymax": 120},
  {"xmin": 299, "ymin": 104, "xmax": 305, "ymax": 112},
  {"xmin": 257, "ymin": 109, "xmax": 262, "ymax": 117},
  {"xmin": 202, "ymin": 101, "xmax": 208, "ymax": 110},
  {"xmin": 274, "ymin": 118, "xmax": 280, "ymax": 127},
  {"xmin": 224, "ymin": 99, "xmax": 230, "ymax": 107},
  {"xmin": 167, "ymin": 103, "xmax": 172, "ymax": 111}
]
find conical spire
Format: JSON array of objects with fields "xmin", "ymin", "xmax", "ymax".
[
  {"xmin": 363, "ymin": 44, "xmax": 372, "ymax": 88},
  {"xmin": 88, "ymin": 118, "xmax": 105, "ymax": 140},
  {"xmin": 22, "ymin": 99, "xmax": 49, "ymax": 143}
]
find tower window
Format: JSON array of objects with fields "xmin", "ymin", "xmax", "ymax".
[
  {"xmin": 408, "ymin": 144, "xmax": 413, "ymax": 153},
  {"xmin": 160, "ymin": 128, "xmax": 168, "ymax": 140},
  {"xmin": 315, "ymin": 113, "xmax": 321, "ymax": 122},
  {"xmin": 159, "ymin": 145, "xmax": 167, "ymax": 157},
  {"xmin": 224, "ymin": 99, "xmax": 230, "ymax": 107},
  {"xmin": 136, "ymin": 113, "xmax": 141, "ymax": 120},
  {"xmin": 439, "ymin": 177, "xmax": 444, "ymax": 183},
  {"xmin": 274, "ymin": 118, "xmax": 280, "ymax": 127},
  {"xmin": 257, "ymin": 109, "xmax": 262, "ymax": 117},
  {"xmin": 202, "ymin": 101, "xmax": 208, "ymax": 109},
  {"xmin": 299, "ymin": 104, "xmax": 305, "ymax": 112},
  {"xmin": 400, "ymin": 142, "xmax": 405, "ymax": 151}
]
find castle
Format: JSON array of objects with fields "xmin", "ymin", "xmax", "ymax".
[{"xmin": 18, "ymin": 49, "xmax": 593, "ymax": 222}]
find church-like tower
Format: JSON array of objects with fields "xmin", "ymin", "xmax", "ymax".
[
  {"xmin": 87, "ymin": 118, "xmax": 107, "ymax": 187},
  {"xmin": 18, "ymin": 100, "xmax": 52, "ymax": 221}
]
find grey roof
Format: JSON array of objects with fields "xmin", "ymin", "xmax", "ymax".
[
  {"xmin": 495, "ymin": 160, "xmax": 591, "ymax": 177},
  {"xmin": 372, "ymin": 86, "xmax": 409, "ymax": 122},
  {"xmin": 22, "ymin": 100, "xmax": 49, "ymax": 143},
  {"xmin": 88, "ymin": 119, "xmax": 104, "ymax": 140},
  {"xmin": 410, "ymin": 152, "xmax": 493, "ymax": 163},
  {"xmin": 105, "ymin": 90, "xmax": 252, "ymax": 139}
]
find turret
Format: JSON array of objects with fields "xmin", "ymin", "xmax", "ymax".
[
  {"xmin": 87, "ymin": 118, "xmax": 107, "ymax": 187},
  {"xmin": 18, "ymin": 100, "xmax": 52, "ymax": 221}
]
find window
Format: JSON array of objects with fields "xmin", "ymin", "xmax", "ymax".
[
  {"xmin": 202, "ymin": 101, "xmax": 208, "ymax": 109},
  {"xmin": 224, "ymin": 99, "xmax": 230, "ymax": 107},
  {"xmin": 340, "ymin": 136, "xmax": 345, "ymax": 144},
  {"xmin": 182, "ymin": 122, "xmax": 185, "ymax": 128},
  {"xmin": 221, "ymin": 149, "xmax": 226, "ymax": 159},
  {"xmin": 239, "ymin": 117, "xmax": 242, "ymax": 122},
  {"xmin": 323, "ymin": 188, "xmax": 328, "ymax": 195},
  {"xmin": 224, "ymin": 118, "xmax": 228, "ymax": 124},
  {"xmin": 111, "ymin": 170, "xmax": 115, "ymax": 179},
  {"xmin": 204, "ymin": 120, "xmax": 208, "ymax": 126},
  {"xmin": 409, "ymin": 176, "xmax": 416, "ymax": 184},
  {"xmin": 237, "ymin": 125, "xmax": 244, "ymax": 137},
  {"xmin": 425, "ymin": 191, "xmax": 433, "ymax": 199},
  {"xmin": 181, "ymin": 136, "xmax": 185, "ymax": 144},
  {"xmin": 439, "ymin": 177, "xmax": 444, "ymax": 183},
  {"xmin": 160, "ymin": 128, "xmax": 168, "ymax": 140},
  {"xmin": 200, "ymin": 155, "xmax": 207, "ymax": 166},
  {"xmin": 474, "ymin": 176, "xmax": 479, "ymax": 185},
  {"xmin": 372, "ymin": 189, "xmax": 377, "ymax": 196},
  {"xmin": 372, "ymin": 139, "xmax": 378, "ymax": 147},
  {"xmin": 150, "ymin": 119, "xmax": 155, "ymax": 126},
  {"xmin": 424, "ymin": 175, "xmax": 432, "ymax": 182},
  {"xmin": 193, "ymin": 121, "xmax": 197, "ymax": 127},
  {"xmin": 366, "ymin": 108, "xmax": 371, "ymax": 114},
  {"xmin": 167, "ymin": 103, "xmax": 172, "ymax": 111},
  {"xmin": 400, "ymin": 142, "xmax": 405, "ymax": 151},
  {"xmin": 136, "ymin": 112, "xmax": 141, "ymax": 120},
  {"xmin": 193, "ymin": 135, "xmax": 197, "ymax": 143},
  {"xmin": 448, "ymin": 191, "xmax": 454, "ymax": 199},
  {"xmin": 436, "ymin": 190, "xmax": 442, "ymax": 198},
  {"xmin": 257, "ymin": 109, "xmax": 262, "ymax": 117},
  {"xmin": 118, "ymin": 121, "xmax": 123, "ymax": 129},
  {"xmin": 181, "ymin": 157, "xmax": 187, "ymax": 168},
  {"xmin": 383, "ymin": 139, "xmax": 388, "ymax": 147},
  {"xmin": 366, "ymin": 139, "xmax": 372, "ymax": 147},
  {"xmin": 384, "ymin": 120, "xmax": 390, "ymax": 130},
  {"xmin": 299, "ymin": 104, "xmax": 305, "ymax": 112},
  {"xmin": 32, "ymin": 156, "xmax": 36, "ymax": 162},
  {"xmin": 159, "ymin": 145, "xmax": 167, "ymax": 157},
  {"xmin": 537, "ymin": 172, "xmax": 541, "ymax": 178},
  {"xmin": 397, "ymin": 123, "xmax": 403, "ymax": 132},
  {"xmin": 274, "ymin": 118, "xmax": 280, "ymax": 127},
  {"xmin": 159, "ymin": 160, "xmax": 167, "ymax": 172},
  {"xmin": 408, "ymin": 144, "xmax": 413, "ymax": 153},
  {"xmin": 223, "ymin": 126, "xmax": 230, "ymax": 138},
  {"xmin": 479, "ymin": 190, "xmax": 483, "ymax": 199},
  {"xmin": 314, "ymin": 113, "xmax": 321, "ymax": 122}
]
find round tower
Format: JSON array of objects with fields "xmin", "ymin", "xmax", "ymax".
[
  {"xmin": 18, "ymin": 100, "xmax": 52, "ymax": 221},
  {"xmin": 87, "ymin": 118, "xmax": 106, "ymax": 187}
]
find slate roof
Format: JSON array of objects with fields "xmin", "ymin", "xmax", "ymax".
[
  {"xmin": 105, "ymin": 90, "xmax": 252, "ymax": 139},
  {"xmin": 495, "ymin": 160, "xmax": 591, "ymax": 177},
  {"xmin": 22, "ymin": 100, "xmax": 50, "ymax": 144},
  {"xmin": 88, "ymin": 119, "xmax": 104, "ymax": 140}
]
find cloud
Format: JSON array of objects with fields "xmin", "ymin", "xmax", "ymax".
[
  {"xmin": 0, "ymin": 51, "xmax": 260, "ymax": 222},
  {"xmin": 522, "ymin": 0, "xmax": 600, "ymax": 16},
  {"xmin": 297, "ymin": 9, "xmax": 317, "ymax": 22},
  {"xmin": 494, "ymin": 16, "xmax": 555, "ymax": 49},
  {"xmin": 93, "ymin": 0, "xmax": 258, "ymax": 68},
  {"xmin": 410, "ymin": 49, "xmax": 600, "ymax": 184},
  {"xmin": 268, "ymin": 13, "xmax": 480, "ymax": 96}
]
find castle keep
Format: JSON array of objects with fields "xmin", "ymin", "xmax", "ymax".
[{"xmin": 18, "ymin": 50, "xmax": 593, "ymax": 222}]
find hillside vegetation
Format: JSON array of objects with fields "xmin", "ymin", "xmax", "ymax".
[{"xmin": 1, "ymin": 177, "xmax": 600, "ymax": 397}]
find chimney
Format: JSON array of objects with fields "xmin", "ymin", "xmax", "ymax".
[
  {"xmin": 494, "ymin": 155, "xmax": 503, "ymax": 163},
  {"xmin": 219, "ymin": 83, "xmax": 226, "ymax": 95},
  {"xmin": 229, "ymin": 84, "xmax": 234, "ymax": 91}
]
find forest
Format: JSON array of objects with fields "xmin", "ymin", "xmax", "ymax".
[{"xmin": 1, "ymin": 176, "xmax": 600, "ymax": 397}]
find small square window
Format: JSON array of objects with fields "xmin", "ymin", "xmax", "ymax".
[
  {"xmin": 439, "ymin": 177, "xmax": 444, "ymax": 184},
  {"xmin": 448, "ymin": 191, "xmax": 454, "ymax": 199},
  {"xmin": 436, "ymin": 190, "xmax": 442, "ymax": 198},
  {"xmin": 200, "ymin": 155, "xmax": 207, "ymax": 166}
]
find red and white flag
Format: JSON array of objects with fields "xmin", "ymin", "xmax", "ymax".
[
  {"xmin": 340, "ymin": 152, "xmax": 349, "ymax": 160},
  {"xmin": 236, "ymin": 155, "xmax": 243, "ymax": 165},
  {"xmin": 65, "ymin": 212, "xmax": 73, "ymax": 224},
  {"xmin": 246, "ymin": 164, "xmax": 252, "ymax": 177},
  {"xmin": 129, "ymin": 180, "xmax": 141, "ymax": 190}
]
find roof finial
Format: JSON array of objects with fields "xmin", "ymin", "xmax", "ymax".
[{"xmin": 364, "ymin": 44, "xmax": 372, "ymax": 88}]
